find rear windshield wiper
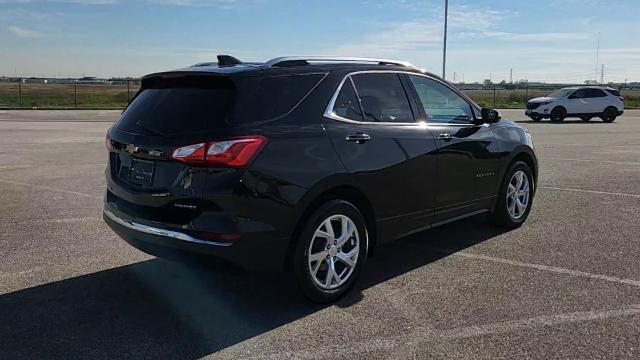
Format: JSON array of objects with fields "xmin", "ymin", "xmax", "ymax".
[{"xmin": 135, "ymin": 121, "xmax": 167, "ymax": 137}]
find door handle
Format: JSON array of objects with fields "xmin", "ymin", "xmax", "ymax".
[
  {"xmin": 437, "ymin": 133, "xmax": 453, "ymax": 141},
  {"xmin": 346, "ymin": 133, "xmax": 371, "ymax": 144}
]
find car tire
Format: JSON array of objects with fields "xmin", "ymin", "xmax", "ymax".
[
  {"xmin": 531, "ymin": 115, "xmax": 542, "ymax": 122},
  {"xmin": 550, "ymin": 107, "xmax": 566, "ymax": 122},
  {"xmin": 581, "ymin": 116, "xmax": 591, "ymax": 122},
  {"xmin": 600, "ymin": 107, "xmax": 618, "ymax": 123},
  {"xmin": 491, "ymin": 161, "xmax": 534, "ymax": 228},
  {"xmin": 292, "ymin": 199, "xmax": 368, "ymax": 303}
]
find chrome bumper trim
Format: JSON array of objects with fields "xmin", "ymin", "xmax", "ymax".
[{"xmin": 104, "ymin": 209, "xmax": 233, "ymax": 247}]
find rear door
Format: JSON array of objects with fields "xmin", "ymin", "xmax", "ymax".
[
  {"xmin": 404, "ymin": 74, "xmax": 500, "ymax": 220},
  {"xmin": 323, "ymin": 72, "xmax": 439, "ymax": 241},
  {"xmin": 584, "ymin": 88, "xmax": 608, "ymax": 113}
]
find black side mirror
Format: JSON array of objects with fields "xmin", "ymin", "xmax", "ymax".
[{"xmin": 480, "ymin": 108, "xmax": 501, "ymax": 124}]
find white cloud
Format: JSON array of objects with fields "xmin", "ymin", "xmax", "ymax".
[
  {"xmin": 7, "ymin": 25, "xmax": 43, "ymax": 38},
  {"xmin": 481, "ymin": 32, "xmax": 591, "ymax": 42},
  {"xmin": 332, "ymin": 20, "xmax": 442, "ymax": 57}
]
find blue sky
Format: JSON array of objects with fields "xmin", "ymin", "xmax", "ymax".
[{"xmin": 1, "ymin": 0, "xmax": 639, "ymax": 82}]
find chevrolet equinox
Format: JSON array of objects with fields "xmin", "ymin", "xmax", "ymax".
[{"xmin": 104, "ymin": 55, "xmax": 538, "ymax": 302}]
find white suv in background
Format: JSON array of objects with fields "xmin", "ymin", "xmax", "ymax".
[{"xmin": 526, "ymin": 87, "xmax": 624, "ymax": 122}]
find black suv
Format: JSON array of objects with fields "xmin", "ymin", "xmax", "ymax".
[{"xmin": 104, "ymin": 55, "xmax": 537, "ymax": 302}]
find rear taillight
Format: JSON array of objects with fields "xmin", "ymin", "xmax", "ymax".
[
  {"xmin": 171, "ymin": 136, "xmax": 267, "ymax": 167},
  {"xmin": 619, "ymin": 96, "xmax": 624, "ymax": 102}
]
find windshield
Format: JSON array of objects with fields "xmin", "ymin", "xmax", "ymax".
[{"xmin": 548, "ymin": 88, "xmax": 574, "ymax": 98}]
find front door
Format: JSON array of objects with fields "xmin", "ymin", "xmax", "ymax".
[{"xmin": 404, "ymin": 74, "xmax": 500, "ymax": 221}]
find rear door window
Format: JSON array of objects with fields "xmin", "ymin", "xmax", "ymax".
[
  {"xmin": 331, "ymin": 78, "xmax": 364, "ymax": 121},
  {"xmin": 350, "ymin": 73, "xmax": 414, "ymax": 123},
  {"xmin": 585, "ymin": 88, "xmax": 607, "ymax": 98}
]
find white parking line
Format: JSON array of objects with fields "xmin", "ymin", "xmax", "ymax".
[
  {"xmin": 0, "ymin": 178, "xmax": 101, "ymax": 198},
  {"xmin": 3, "ymin": 217, "xmax": 103, "ymax": 225},
  {"xmin": 0, "ymin": 163, "xmax": 104, "ymax": 170},
  {"xmin": 440, "ymin": 305, "xmax": 640, "ymax": 340},
  {"xmin": 540, "ymin": 186, "xmax": 640, "ymax": 199},
  {"xmin": 543, "ymin": 157, "xmax": 640, "ymax": 165},
  {"xmin": 249, "ymin": 305, "xmax": 640, "ymax": 359},
  {"xmin": 423, "ymin": 246, "xmax": 640, "ymax": 288}
]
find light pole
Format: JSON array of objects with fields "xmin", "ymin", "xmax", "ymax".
[{"xmin": 442, "ymin": 0, "xmax": 449, "ymax": 79}]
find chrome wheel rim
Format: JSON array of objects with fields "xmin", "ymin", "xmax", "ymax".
[
  {"xmin": 308, "ymin": 214, "xmax": 360, "ymax": 290},
  {"xmin": 507, "ymin": 170, "xmax": 530, "ymax": 220}
]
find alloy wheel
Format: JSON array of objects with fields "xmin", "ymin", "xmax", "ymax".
[
  {"xmin": 307, "ymin": 214, "xmax": 360, "ymax": 290},
  {"xmin": 506, "ymin": 170, "xmax": 530, "ymax": 220}
]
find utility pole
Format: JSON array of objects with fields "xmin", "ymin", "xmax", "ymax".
[
  {"xmin": 453, "ymin": 72, "xmax": 457, "ymax": 83},
  {"xmin": 442, "ymin": 0, "xmax": 448, "ymax": 79},
  {"xmin": 595, "ymin": 32, "xmax": 600, "ymax": 83},
  {"xmin": 600, "ymin": 64, "xmax": 604, "ymax": 84},
  {"xmin": 510, "ymin": 68, "xmax": 513, "ymax": 84}
]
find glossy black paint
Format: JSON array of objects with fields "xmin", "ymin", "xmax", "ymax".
[{"xmin": 104, "ymin": 62, "xmax": 537, "ymax": 272}]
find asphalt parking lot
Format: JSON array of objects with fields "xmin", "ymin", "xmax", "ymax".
[{"xmin": 1, "ymin": 109, "xmax": 640, "ymax": 359}]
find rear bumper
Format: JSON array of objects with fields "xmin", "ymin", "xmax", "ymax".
[{"xmin": 103, "ymin": 204, "xmax": 290, "ymax": 272}]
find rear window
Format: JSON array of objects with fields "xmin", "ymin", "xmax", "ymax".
[
  {"xmin": 118, "ymin": 76, "xmax": 234, "ymax": 136},
  {"xmin": 118, "ymin": 73, "xmax": 325, "ymax": 135},
  {"xmin": 605, "ymin": 89, "xmax": 621, "ymax": 97},
  {"xmin": 248, "ymin": 73, "xmax": 326, "ymax": 121}
]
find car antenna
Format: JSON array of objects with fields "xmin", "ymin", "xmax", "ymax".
[{"xmin": 217, "ymin": 55, "xmax": 242, "ymax": 67}]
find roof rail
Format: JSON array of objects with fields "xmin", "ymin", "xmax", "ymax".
[{"xmin": 264, "ymin": 56, "xmax": 418, "ymax": 69}]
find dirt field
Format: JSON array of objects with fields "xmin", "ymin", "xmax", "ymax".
[{"xmin": 0, "ymin": 83, "xmax": 140, "ymax": 109}]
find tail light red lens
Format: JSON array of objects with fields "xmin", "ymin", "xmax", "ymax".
[{"xmin": 171, "ymin": 136, "xmax": 267, "ymax": 167}]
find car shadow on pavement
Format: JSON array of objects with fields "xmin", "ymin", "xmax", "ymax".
[{"xmin": 0, "ymin": 215, "xmax": 508, "ymax": 359}]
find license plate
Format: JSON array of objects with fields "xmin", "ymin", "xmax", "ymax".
[{"xmin": 128, "ymin": 158, "xmax": 155, "ymax": 186}]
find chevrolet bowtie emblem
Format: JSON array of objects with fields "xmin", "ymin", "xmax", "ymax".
[{"xmin": 125, "ymin": 144, "xmax": 139, "ymax": 154}]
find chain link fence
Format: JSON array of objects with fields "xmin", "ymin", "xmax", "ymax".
[
  {"xmin": 0, "ymin": 78, "xmax": 141, "ymax": 109},
  {"xmin": 1, "ymin": 78, "xmax": 638, "ymax": 109}
]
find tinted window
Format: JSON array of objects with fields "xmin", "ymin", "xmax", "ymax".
[
  {"xmin": 118, "ymin": 76, "xmax": 234, "ymax": 136},
  {"xmin": 331, "ymin": 78, "xmax": 364, "ymax": 121},
  {"xmin": 118, "ymin": 74, "xmax": 325, "ymax": 135},
  {"xmin": 252, "ymin": 73, "xmax": 325, "ymax": 120},
  {"xmin": 585, "ymin": 88, "xmax": 606, "ymax": 98},
  {"xmin": 605, "ymin": 89, "xmax": 621, "ymax": 97},
  {"xmin": 408, "ymin": 75, "xmax": 474, "ymax": 124},
  {"xmin": 570, "ymin": 89, "xmax": 587, "ymax": 98},
  {"xmin": 351, "ymin": 73, "xmax": 414, "ymax": 123}
]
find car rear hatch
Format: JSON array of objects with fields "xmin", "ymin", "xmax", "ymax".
[
  {"xmin": 105, "ymin": 73, "xmax": 256, "ymax": 225},
  {"xmin": 105, "ymin": 69, "xmax": 326, "ymax": 227}
]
